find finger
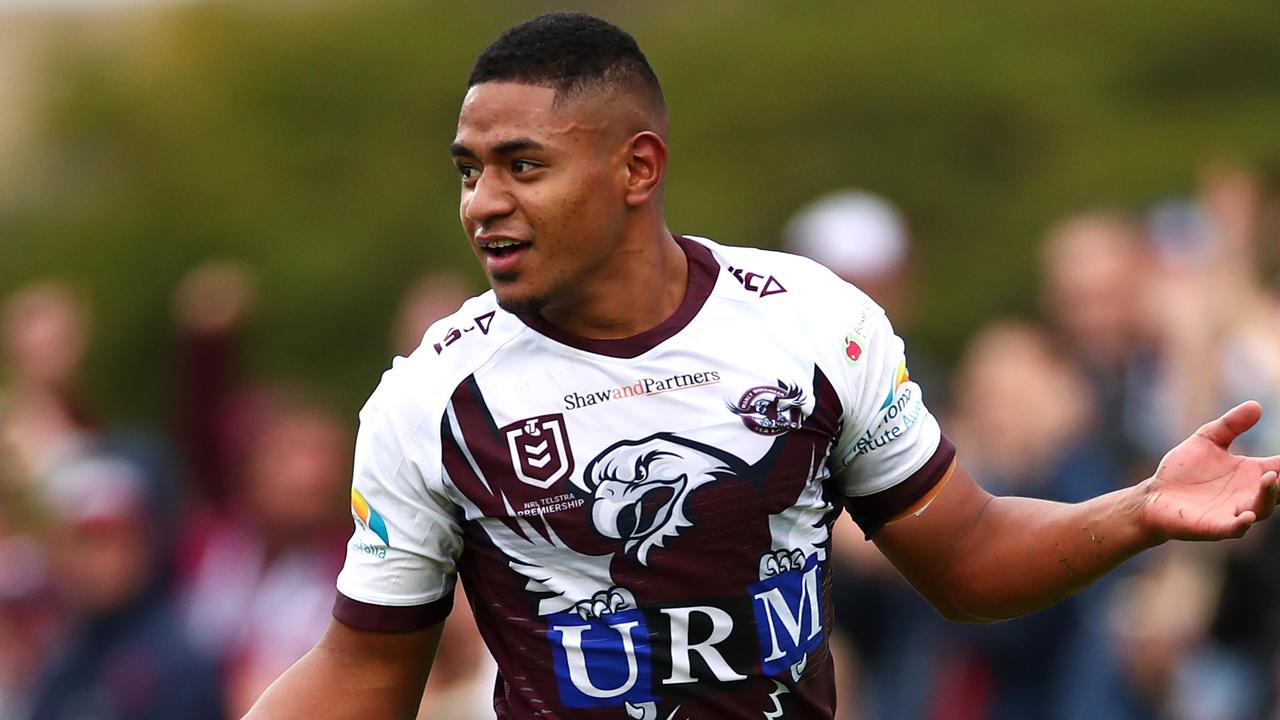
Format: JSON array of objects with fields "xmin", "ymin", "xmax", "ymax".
[
  {"xmin": 1195, "ymin": 400, "xmax": 1263, "ymax": 449},
  {"xmin": 1240, "ymin": 455, "xmax": 1280, "ymax": 467},
  {"xmin": 1255, "ymin": 455, "xmax": 1280, "ymax": 474},
  {"xmin": 1256, "ymin": 471, "xmax": 1279, "ymax": 521},
  {"xmin": 1230, "ymin": 510, "xmax": 1256, "ymax": 538}
]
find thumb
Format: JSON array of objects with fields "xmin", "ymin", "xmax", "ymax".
[{"xmin": 1194, "ymin": 401, "xmax": 1263, "ymax": 449}]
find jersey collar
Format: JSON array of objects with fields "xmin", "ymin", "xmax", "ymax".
[{"xmin": 515, "ymin": 235, "xmax": 718, "ymax": 359}]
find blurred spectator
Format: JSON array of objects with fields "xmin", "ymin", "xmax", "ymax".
[
  {"xmin": 1109, "ymin": 547, "xmax": 1235, "ymax": 720},
  {"xmin": 392, "ymin": 272, "xmax": 475, "ymax": 358},
  {"xmin": 784, "ymin": 190, "xmax": 913, "ymax": 316},
  {"xmin": 941, "ymin": 320, "xmax": 1142, "ymax": 720},
  {"xmin": 1139, "ymin": 163, "xmax": 1280, "ymax": 720},
  {"xmin": 171, "ymin": 261, "xmax": 263, "ymax": 509},
  {"xmin": 169, "ymin": 260, "xmax": 348, "ymax": 714},
  {"xmin": 1040, "ymin": 212, "xmax": 1169, "ymax": 482},
  {"xmin": 782, "ymin": 190, "xmax": 946, "ymax": 407},
  {"xmin": 1, "ymin": 280, "xmax": 97, "ymax": 487},
  {"xmin": 1039, "ymin": 183, "xmax": 1280, "ymax": 720},
  {"xmin": 178, "ymin": 399, "xmax": 349, "ymax": 717},
  {"xmin": 827, "ymin": 511, "xmax": 946, "ymax": 720},
  {"xmin": 0, "ymin": 534, "xmax": 58, "ymax": 720},
  {"xmin": 26, "ymin": 451, "xmax": 223, "ymax": 720},
  {"xmin": 1147, "ymin": 164, "xmax": 1280, "ymax": 454},
  {"xmin": 944, "ymin": 320, "xmax": 1095, "ymax": 491}
]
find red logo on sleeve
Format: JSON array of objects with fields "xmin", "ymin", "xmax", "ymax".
[{"xmin": 844, "ymin": 335, "xmax": 863, "ymax": 364}]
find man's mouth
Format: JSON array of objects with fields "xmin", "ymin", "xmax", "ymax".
[{"xmin": 478, "ymin": 237, "xmax": 530, "ymax": 258}]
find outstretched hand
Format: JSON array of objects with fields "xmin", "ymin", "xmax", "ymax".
[{"xmin": 1143, "ymin": 401, "xmax": 1280, "ymax": 542}]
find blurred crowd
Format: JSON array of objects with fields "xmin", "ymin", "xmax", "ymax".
[
  {"xmin": 1, "ymin": 160, "xmax": 1278, "ymax": 720},
  {"xmin": 0, "ymin": 263, "xmax": 489, "ymax": 719},
  {"xmin": 802, "ymin": 161, "xmax": 1280, "ymax": 720}
]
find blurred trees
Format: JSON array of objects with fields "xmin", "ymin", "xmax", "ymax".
[{"xmin": 1, "ymin": 0, "xmax": 1278, "ymax": 421}]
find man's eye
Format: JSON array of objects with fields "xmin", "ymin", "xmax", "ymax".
[
  {"xmin": 512, "ymin": 160, "xmax": 538, "ymax": 174},
  {"xmin": 457, "ymin": 165, "xmax": 478, "ymax": 182}
]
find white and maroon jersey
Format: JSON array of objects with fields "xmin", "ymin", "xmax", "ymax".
[{"xmin": 335, "ymin": 236, "xmax": 955, "ymax": 720}]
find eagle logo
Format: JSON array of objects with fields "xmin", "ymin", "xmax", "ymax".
[{"xmin": 573, "ymin": 434, "xmax": 749, "ymax": 565}]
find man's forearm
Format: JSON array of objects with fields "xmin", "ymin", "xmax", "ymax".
[
  {"xmin": 939, "ymin": 484, "xmax": 1158, "ymax": 621},
  {"xmin": 876, "ymin": 468, "xmax": 1161, "ymax": 623}
]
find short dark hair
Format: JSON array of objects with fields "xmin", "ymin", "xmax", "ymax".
[{"xmin": 468, "ymin": 12, "xmax": 664, "ymax": 110}]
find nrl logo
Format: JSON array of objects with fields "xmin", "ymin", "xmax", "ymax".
[
  {"xmin": 729, "ymin": 381, "xmax": 807, "ymax": 436},
  {"xmin": 502, "ymin": 414, "xmax": 575, "ymax": 489}
]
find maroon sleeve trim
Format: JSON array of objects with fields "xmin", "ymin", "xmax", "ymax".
[
  {"xmin": 332, "ymin": 590, "xmax": 454, "ymax": 632},
  {"xmin": 844, "ymin": 434, "xmax": 957, "ymax": 537}
]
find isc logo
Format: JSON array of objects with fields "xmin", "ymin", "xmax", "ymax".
[
  {"xmin": 547, "ymin": 558, "xmax": 823, "ymax": 709},
  {"xmin": 726, "ymin": 266, "xmax": 787, "ymax": 298}
]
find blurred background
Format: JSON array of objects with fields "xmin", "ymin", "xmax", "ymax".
[{"xmin": 1, "ymin": 1, "xmax": 1278, "ymax": 718}]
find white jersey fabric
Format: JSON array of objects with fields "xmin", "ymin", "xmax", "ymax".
[{"xmin": 335, "ymin": 236, "xmax": 955, "ymax": 719}]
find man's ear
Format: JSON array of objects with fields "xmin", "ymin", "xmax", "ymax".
[{"xmin": 623, "ymin": 131, "xmax": 667, "ymax": 207}]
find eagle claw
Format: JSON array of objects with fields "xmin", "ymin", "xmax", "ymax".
[
  {"xmin": 759, "ymin": 548, "xmax": 807, "ymax": 579},
  {"xmin": 624, "ymin": 701, "xmax": 656, "ymax": 720},
  {"xmin": 574, "ymin": 587, "xmax": 637, "ymax": 620}
]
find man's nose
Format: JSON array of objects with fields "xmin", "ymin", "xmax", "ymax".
[{"xmin": 463, "ymin": 171, "xmax": 517, "ymax": 225}]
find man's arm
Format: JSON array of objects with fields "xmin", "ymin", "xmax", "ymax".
[
  {"xmin": 242, "ymin": 617, "xmax": 442, "ymax": 719},
  {"xmin": 874, "ymin": 401, "xmax": 1280, "ymax": 623}
]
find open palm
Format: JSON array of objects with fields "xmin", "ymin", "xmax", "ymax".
[{"xmin": 1144, "ymin": 401, "xmax": 1280, "ymax": 541}]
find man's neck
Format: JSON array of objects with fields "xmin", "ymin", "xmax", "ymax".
[{"xmin": 538, "ymin": 226, "xmax": 688, "ymax": 340}]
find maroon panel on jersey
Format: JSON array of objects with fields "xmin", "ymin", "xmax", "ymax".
[
  {"xmin": 440, "ymin": 393, "xmax": 499, "ymax": 508},
  {"xmin": 332, "ymin": 589, "xmax": 453, "ymax": 632},
  {"xmin": 844, "ymin": 434, "xmax": 956, "ymax": 536}
]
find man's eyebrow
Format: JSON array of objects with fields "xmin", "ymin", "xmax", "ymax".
[
  {"xmin": 450, "ymin": 138, "xmax": 546, "ymax": 159},
  {"xmin": 493, "ymin": 138, "xmax": 546, "ymax": 155}
]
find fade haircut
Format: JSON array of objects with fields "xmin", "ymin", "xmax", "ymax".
[{"xmin": 468, "ymin": 12, "xmax": 665, "ymax": 113}]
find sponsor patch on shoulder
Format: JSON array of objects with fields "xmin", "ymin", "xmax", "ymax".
[
  {"xmin": 351, "ymin": 488, "xmax": 391, "ymax": 546},
  {"xmin": 879, "ymin": 360, "xmax": 910, "ymax": 410},
  {"xmin": 844, "ymin": 333, "xmax": 864, "ymax": 365}
]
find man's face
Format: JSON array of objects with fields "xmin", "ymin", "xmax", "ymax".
[{"xmin": 452, "ymin": 82, "xmax": 628, "ymax": 315}]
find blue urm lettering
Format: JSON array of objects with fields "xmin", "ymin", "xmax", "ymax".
[
  {"xmin": 548, "ymin": 608, "xmax": 655, "ymax": 709},
  {"xmin": 750, "ymin": 555, "xmax": 824, "ymax": 677}
]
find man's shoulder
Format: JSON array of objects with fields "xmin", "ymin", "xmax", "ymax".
[
  {"xmin": 411, "ymin": 290, "xmax": 523, "ymax": 364},
  {"xmin": 688, "ymin": 235, "xmax": 878, "ymax": 316},
  {"xmin": 365, "ymin": 291, "xmax": 525, "ymax": 427}
]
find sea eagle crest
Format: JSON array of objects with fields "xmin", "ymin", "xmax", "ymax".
[{"xmin": 575, "ymin": 434, "xmax": 747, "ymax": 565}]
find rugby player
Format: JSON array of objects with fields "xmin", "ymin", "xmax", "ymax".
[{"xmin": 245, "ymin": 12, "xmax": 1280, "ymax": 719}]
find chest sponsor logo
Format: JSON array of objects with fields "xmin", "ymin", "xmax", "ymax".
[
  {"xmin": 502, "ymin": 414, "xmax": 574, "ymax": 489},
  {"xmin": 546, "ymin": 560, "xmax": 823, "ymax": 710},
  {"xmin": 564, "ymin": 371, "xmax": 721, "ymax": 411},
  {"xmin": 729, "ymin": 381, "xmax": 807, "ymax": 436}
]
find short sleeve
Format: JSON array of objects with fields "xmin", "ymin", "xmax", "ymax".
[
  {"xmin": 333, "ymin": 381, "xmax": 463, "ymax": 631},
  {"xmin": 829, "ymin": 306, "xmax": 956, "ymax": 535}
]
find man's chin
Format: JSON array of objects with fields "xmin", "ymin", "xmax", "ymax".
[{"xmin": 494, "ymin": 292, "xmax": 547, "ymax": 316}]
